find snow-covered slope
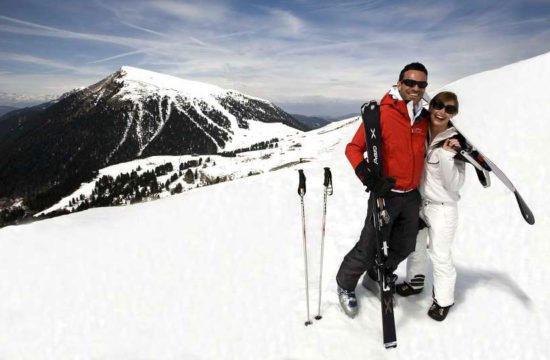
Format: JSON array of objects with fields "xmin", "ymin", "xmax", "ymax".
[
  {"xmin": 38, "ymin": 117, "xmax": 356, "ymax": 215},
  {"xmin": 0, "ymin": 53, "xmax": 549, "ymax": 359}
]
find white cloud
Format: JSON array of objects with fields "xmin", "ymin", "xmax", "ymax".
[
  {"xmin": 0, "ymin": 2, "xmax": 548, "ymax": 115},
  {"xmin": 268, "ymin": 9, "xmax": 306, "ymax": 37},
  {"xmin": 121, "ymin": 22, "xmax": 168, "ymax": 37},
  {"xmin": 150, "ymin": 1, "xmax": 228, "ymax": 23},
  {"xmin": 86, "ymin": 50, "xmax": 148, "ymax": 65},
  {"xmin": 0, "ymin": 53, "xmax": 81, "ymax": 71},
  {"xmin": 0, "ymin": 91, "xmax": 58, "ymax": 106},
  {"xmin": 0, "ymin": 15, "xmax": 155, "ymax": 49}
]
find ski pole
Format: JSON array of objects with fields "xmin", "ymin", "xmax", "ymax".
[
  {"xmin": 298, "ymin": 170, "xmax": 312, "ymax": 326},
  {"xmin": 315, "ymin": 167, "xmax": 333, "ymax": 320}
]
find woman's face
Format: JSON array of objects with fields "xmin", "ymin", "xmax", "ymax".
[{"xmin": 430, "ymin": 98, "xmax": 458, "ymax": 128}]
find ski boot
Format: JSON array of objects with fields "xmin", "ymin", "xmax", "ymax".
[{"xmin": 337, "ymin": 285, "xmax": 358, "ymax": 318}]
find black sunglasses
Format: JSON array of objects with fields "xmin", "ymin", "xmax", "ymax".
[
  {"xmin": 401, "ymin": 79, "xmax": 428, "ymax": 89},
  {"xmin": 431, "ymin": 99, "xmax": 458, "ymax": 115}
]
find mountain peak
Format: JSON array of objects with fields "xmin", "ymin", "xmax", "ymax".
[{"xmin": 116, "ymin": 66, "xmax": 228, "ymax": 100}]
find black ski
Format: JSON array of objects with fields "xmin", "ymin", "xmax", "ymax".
[
  {"xmin": 361, "ymin": 100, "xmax": 397, "ymax": 349},
  {"xmin": 451, "ymin": 127, "xmax": 535, "ymax": 225},
  {"xmin": 423, "ymin": 94, "xmax": 534, "ymax": 225}
]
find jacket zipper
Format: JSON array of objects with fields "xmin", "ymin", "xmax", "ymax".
[{"xmin": 409, "ymin": 125, "xmax": 415, "ymax": 190}]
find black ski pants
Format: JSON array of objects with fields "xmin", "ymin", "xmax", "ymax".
[{"xmin": 336, "ymin": 190, "xmax": 421, "ymax": 291}]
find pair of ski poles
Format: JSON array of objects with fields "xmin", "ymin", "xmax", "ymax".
[{"xmin": 298, "ymin": 167, "xmax": 333, "ymax": 326}]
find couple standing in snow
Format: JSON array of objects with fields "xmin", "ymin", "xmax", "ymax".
[{"xmin": 336, "ymin": 62, "xmax": 464, "ymax": 321}]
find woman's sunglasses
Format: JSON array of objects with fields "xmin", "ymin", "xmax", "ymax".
[{"xmin": 431, "ymin": 99, "xmax": 458, "ymax": 115}]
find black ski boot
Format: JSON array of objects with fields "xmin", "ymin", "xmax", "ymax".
[
  {"xmin": 396, "ymin": 274, "xmax": 424, "ymax": 297},
  {"xmin": 428, "ymin": 300, "xmax": 453, "ymax": 321},
  {"xmin": 395, "ymin": 283, "xmax": 423, "ymax": 297}
]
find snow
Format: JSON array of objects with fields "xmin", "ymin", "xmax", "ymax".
[
  {"xmin": 2, "ymin": 52, "xmax": 550, "ymax": 359},
  {"xmin": 119, "ymin": 66, "xmax": 229, "ymax": 100},
  {"xmin": 37, "ymin": 120, "xmax": 328, "ymax": 215}
]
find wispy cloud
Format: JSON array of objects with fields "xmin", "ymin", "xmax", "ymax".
[
  {"xmin": 0, "ymin": 52, "xmax": 81, "ymax": 71},
  {"xmin": 0, "ymin": 15, "xmax": 150, "ymax": 48},
  {"xmin": 267, "ymin": 9, "xmax": 306, "ymax": 37},
  {"xmin": 86, "ymin": 50, "xmax": 147, "ymax": 65},
  {"xmin": 150, "ymin": 1, "xmax": 228, "ymax": 23},
  {"xmin": 306, "ymin": 0, "xmax": 386, "ymax": 13},
  {"xmin": 0, "ymin": 1, "xmax": 548, "ymax": 115},
  {"xmin": 121, "ymin": 22, "xmax": 167, "ymax": 37}
]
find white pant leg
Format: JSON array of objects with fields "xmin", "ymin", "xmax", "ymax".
[
  {"xmin": 406, "ymin": 228, "xmax": 428, "ymax": 288},
  {"xmin": 405, "ymin": 208, "xmax": 429, "ymax": 289},
  {"xmin": 425, "ymin": 203, "xmax": 458, "ymax": 307}
]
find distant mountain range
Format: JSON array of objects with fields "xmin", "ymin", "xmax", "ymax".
[
  {"xmin": 0, "ymin": 106, "xmax": 18, "ymax": 118},
  {"xmin": 291, "ymin": 113, "xmax": 357, "ymax": 129},
  {"xmin": 0, "ymin": 67, "xmax": 307, "ymax": 217}
]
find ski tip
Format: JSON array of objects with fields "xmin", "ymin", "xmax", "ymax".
[
  {"xmin": 514, "ymin": 191, "xmax": 535, "ymax": 225},
  {"xmin": 361, "ymin": 100, "xmax": 378, "ymax": 113},
  {"xmin": 384, "ymin": 341, "xmax": 397, "ymax": 349}
]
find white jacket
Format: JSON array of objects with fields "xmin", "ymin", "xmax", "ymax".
[{"xmin": 420, "ymin": 127, "xmax": 465, "ymax": 203}]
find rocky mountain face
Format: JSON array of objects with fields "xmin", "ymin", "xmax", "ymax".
[{"xmin": 0, "ymin": 67, "xmax": 306, "ymax": 212}]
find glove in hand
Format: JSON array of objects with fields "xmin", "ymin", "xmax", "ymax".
[{"xmin": 355, "ymin": 160, "xmax": 395, "ymax": 197}]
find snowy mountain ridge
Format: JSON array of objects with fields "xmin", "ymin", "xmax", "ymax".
[
  {"xmin": 0, "ymin": 66, "xmax": 306, "ymax": 221},
  {"xmin": 86, "ymin": 66, "xmax": 305, "ymax": 154},
  {"xmin": 117, "ymin": 66, "xmax": 270, "ymax": 104}
]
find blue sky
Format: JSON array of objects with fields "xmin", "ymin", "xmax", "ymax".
[{"xmin": 0, "ymin": 0, "xmax": 549, "ymax": 115}]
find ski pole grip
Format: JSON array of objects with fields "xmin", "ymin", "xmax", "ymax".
[
  {"xmin": 298, "ymin": 170, "xmax": 306, "ymax": 196},
  {"xmin": 323, "ymin": 167, "xmax": 333, "ymax": 195}
]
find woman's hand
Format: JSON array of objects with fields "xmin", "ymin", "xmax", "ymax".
[{"xmin": 443, "ymin": 138, "xmax": 461, "ymax": 154}]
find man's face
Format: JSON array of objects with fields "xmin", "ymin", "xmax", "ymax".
[{"xmin": 397, "ymin": 70, "xmax": 428, "ymax": 105}]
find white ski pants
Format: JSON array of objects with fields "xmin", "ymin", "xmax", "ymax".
[{"xmin": 405, "ymin": 200, "xmax": 458, "ymax": 307}]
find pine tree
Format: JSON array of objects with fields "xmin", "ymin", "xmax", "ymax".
[{"xmin": 184, "ymin": 169, "xmax": 194, "ymax": 183}]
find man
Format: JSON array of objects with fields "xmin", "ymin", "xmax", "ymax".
[{"xmin": 336, "ymin": 62, "xmax": 430, "ymax": 318}]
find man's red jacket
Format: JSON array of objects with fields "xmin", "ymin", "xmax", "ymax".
[{"xmin": 345, "ymin": 91, "xmax": 429, "ymax": 191}]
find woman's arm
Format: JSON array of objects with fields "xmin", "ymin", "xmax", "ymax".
[{"xmin": 439, "ymin": 138, "xmax": 466, "ymax": 192}]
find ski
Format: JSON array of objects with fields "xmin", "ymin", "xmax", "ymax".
[
  {"xmin": 423, "ymin": 94, "xmax": 535, "ymax": 225},
  {"xmin": 361, "ymin": 100, "xmax": 397, "ymax": 349},
  {"xmin": 451, "ymin": 127, "xmax": 535, "ymax": 225}
]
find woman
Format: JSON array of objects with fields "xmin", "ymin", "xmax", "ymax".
[{"xmin": 395, "ymin": 91, "xmax": 465, "ymax": 321}]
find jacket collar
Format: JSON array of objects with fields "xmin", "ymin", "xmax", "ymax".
[
  {"xmin": 429, "ymin": 126, "xmax": 458, "ymax": 147},
  {"xmin": 385, "ymin": 86, "xmax": 425, "ymax": 123}
]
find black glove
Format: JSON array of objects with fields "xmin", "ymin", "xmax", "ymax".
[{"xmin": 355, "ymin": 160, "xmax": 396, "ymax": 197}]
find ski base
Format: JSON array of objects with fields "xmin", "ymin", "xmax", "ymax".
[
  {"xmin": 362, "ymin": 100, "xmax": 398, "ymax": 348},
  {"xmin": 380, "ymin": 276, "xmax": 397, "ymax": 348}
]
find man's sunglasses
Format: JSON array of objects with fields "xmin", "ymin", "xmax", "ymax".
[
  {"xmin": 431, "ymin": 99, "xmax": 458, "ymax": 115},
  {"xmin": 401, "ymin": 79, "xmax": 428, "ymax": 89}
]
